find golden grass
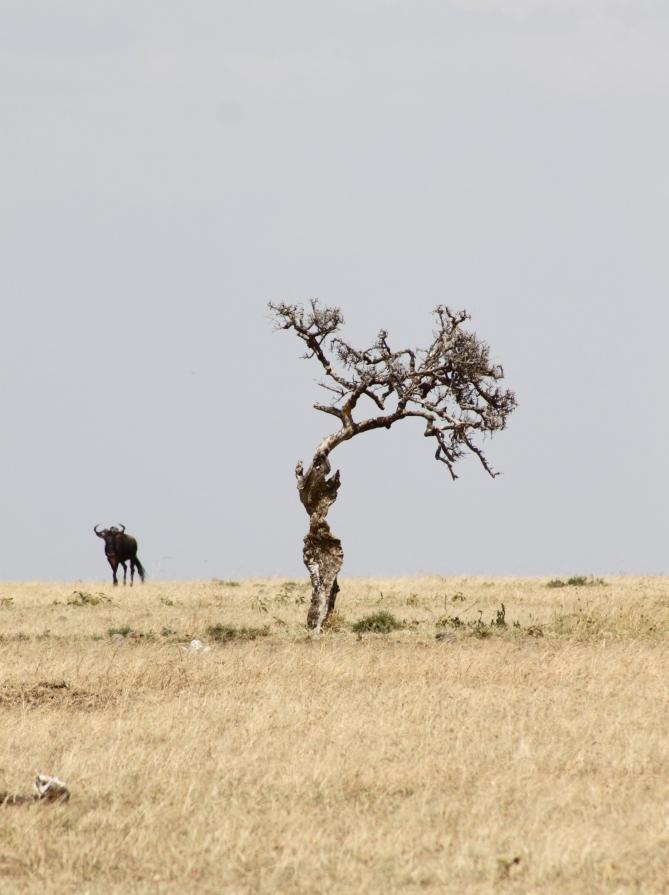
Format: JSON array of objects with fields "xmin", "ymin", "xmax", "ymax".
[{"xmin": 0, "ymin": 576, "xmax": 667, "ymax": 894}]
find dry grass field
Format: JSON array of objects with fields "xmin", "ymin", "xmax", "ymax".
[{"xmin": 0, "ymin": 576, "xmax": 667, "ymax": 894}]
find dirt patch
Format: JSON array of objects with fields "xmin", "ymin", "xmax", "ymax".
[{"xmin": 0, "ymin": 680, "xmax": 113, "ymax": 710}]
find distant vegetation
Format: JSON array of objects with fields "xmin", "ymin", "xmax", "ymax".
[
  {"xmin": 436, "ymin": 603, "xmax": 544, "ymax": 639},
  {"xmin": 546, "ymin": 576, "xmax": 607, "ymax": 588}
]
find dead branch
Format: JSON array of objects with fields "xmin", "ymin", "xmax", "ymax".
[{"xmin": 270, "ymin": 300, "xmax": 517, "ymax": 477}]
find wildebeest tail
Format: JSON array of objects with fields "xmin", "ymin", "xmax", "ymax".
[{"xmin": 135, "ymin": 558, "xmax": 146, "ymax": 582}]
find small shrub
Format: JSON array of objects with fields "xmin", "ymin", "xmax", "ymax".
[
  {"xmin": 0, "ymin": 597, "xmax": 14, "ymax": 608},
  {"xmin": 469, "ymin": 612, "xmax": 493, "ymax": 638},
  {"xmin": 436, "ymin": 614, "xmax": 464, "ymax": 629},
  {"xmin": 351, "ymin": 611, "xmax": 404, "ymax": 634},
  {"xmin": 436, "ymin": 604, "xmax": 542, "ymax": 638},
  {"xmin": 547, "ymin": 575, "xmax": 607, "ymax": 589},
  {"xmin": 212, "ymin": 579, "xmax": 240, "ymax": 587},
  {"xmin": 68, "ymin": 591, "xmax": 111, "ymax": 607},
  {"xmin": 206, "ymin": 624, "xmax": 270, "ymax": 642},
  {"xmin": 493, "ymin": 603, "xmax": 507, "ymax": 627}
]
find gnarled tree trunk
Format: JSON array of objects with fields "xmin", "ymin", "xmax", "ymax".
[{"xmin": 295, "ymin": 453, "xmax": 344, "ymax": 631}]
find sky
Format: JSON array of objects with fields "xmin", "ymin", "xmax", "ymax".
[{"xmin": 2, "ymin": 0, "xmax": 669, "ymax": 580}]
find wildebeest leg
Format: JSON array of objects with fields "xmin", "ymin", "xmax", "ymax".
[
  {"xmin": 129, "ymin": 561, "xmax": 134, "ymax": 587},
  {"xmin": 121, "ymin": 561, "xmax": 128, "ymax": 585},
  {"xmin": 109, "ymin": 559, "xmax": 118, "ymax": 586}
]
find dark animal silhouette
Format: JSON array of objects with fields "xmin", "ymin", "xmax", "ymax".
[{"xmin": 94, "ymin": 523, "xmax": 145, "ymax": 586}]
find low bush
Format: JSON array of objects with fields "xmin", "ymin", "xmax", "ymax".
[
  {"xmin": 546, "ymin": 576, "xmax": 607, "ymax": 589},
  {"xmin": 68, "ymin": 591, "xmax": 111, "ymax": 607},
  {"xmin": 351, "ymin": 611, "xmax": 404, "ymax": 634}
]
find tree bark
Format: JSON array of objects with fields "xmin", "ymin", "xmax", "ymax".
[{"xmin": 295, "ymin": 453, "xmax": 344, "ymax": 631}]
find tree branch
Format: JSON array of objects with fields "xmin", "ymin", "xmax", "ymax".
[{"xmin": 270, "ymin": 300, "xmax": 516, "ymax": 478}]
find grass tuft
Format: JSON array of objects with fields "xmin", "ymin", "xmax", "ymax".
[
  {"xmin": 68, "ymin": 591, "xmax": 112, "ymax": 607},
  {"xmin": 323, "ymin": 610, "xmax": 347, "ymax": 632},
  {"xmin": 206, "ymin": 623, "xmax": 270, "ymax": 642},
  {"xmin": 351, "ymin": 611, "xmax": 404, "ymax": 634}
]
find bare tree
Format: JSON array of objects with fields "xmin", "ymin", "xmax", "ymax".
[{"xmin": 270, "ymin": 301, "xmax": 517, "ymax": 632}]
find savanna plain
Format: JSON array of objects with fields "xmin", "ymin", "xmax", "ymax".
[{"xmin": 0, "ymin": 576, "xmax": 667, "ymax": 894}]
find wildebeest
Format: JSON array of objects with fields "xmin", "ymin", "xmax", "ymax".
[{"xmin": 94, "ymin": 523, "xmax": 145, "ymax": 586}]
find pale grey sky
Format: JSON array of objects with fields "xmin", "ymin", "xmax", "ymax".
[{"xmin": 2, "ymin": 1, "xmax": 668, "ymax": 579}]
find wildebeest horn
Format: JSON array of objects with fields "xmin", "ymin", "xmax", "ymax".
[
  {"xmin": 94, "ymin": 524, "xmax": 105, "ymax": 538},
  {"xmin": 117, "ymin": 523, "xmax": 126, "ymax": 533}
]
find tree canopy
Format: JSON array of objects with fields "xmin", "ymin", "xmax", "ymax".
[{"xmin": 270, "ymin": 300, "xmax": 517, "ymax": 478}]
